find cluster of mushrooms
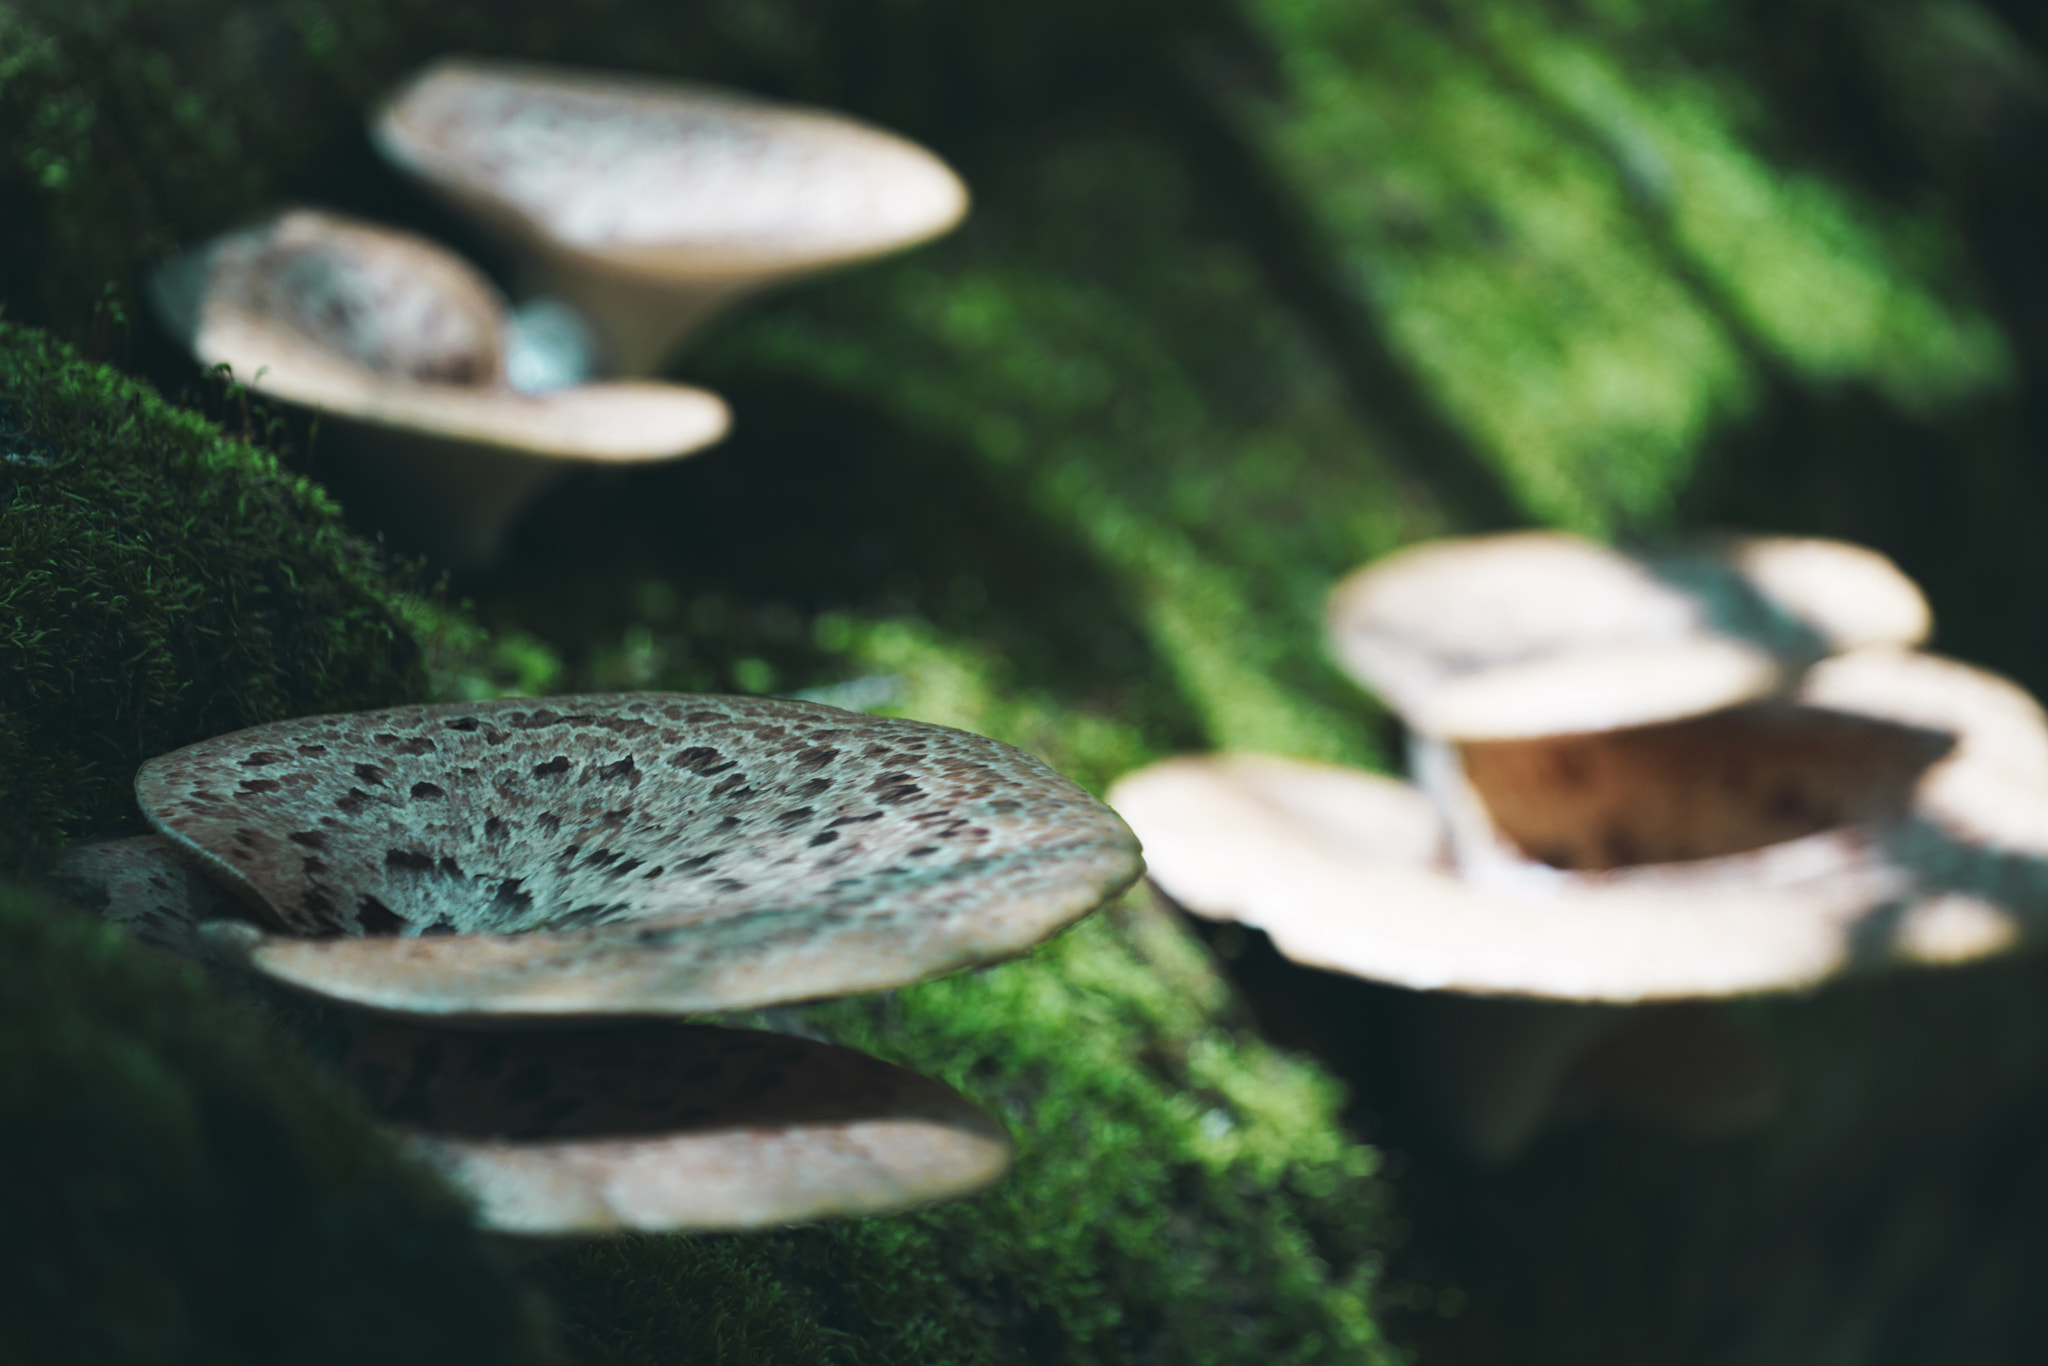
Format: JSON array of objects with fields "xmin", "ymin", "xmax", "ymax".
[
  {"xmin": 63, "ymin": 693, "xmax": 1142, "ymax": 1235},
  {"xmin": 149, "ymin": 57, "xmax": 969, "ymax": 568},
  {"xmin": 61, "ymin": 59, "xmax": 1158, "ymax": 1241},
  {"xmin": 1111, "ymin": 531, "xmax": 2048, "ymax": 1159}
]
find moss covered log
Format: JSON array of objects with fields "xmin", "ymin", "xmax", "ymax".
[
  {"xmin": 0, "ymin": 881, "xmax": 557, "ymax": 1365},
  {"xmin": 0, "ymin": 320, "xmax": 426, "ymax": 867}
]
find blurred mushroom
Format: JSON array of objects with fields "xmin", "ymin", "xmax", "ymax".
[
  {"xmin": 1108, "ymin": 650, "xmax": 2048, "ymax": 1158},
  {"xmin": 326, "ymin": 1015, "xmax": 1009, "ymax": 1235},
  {"xmin": 150, "ymin": 207, "xmax": 730, "ymax": 568},
  {"xmin": 135, "ymin": 692, "xmax": 1142, "ymax": 1021},
  {"xmin": 373, "ymin": 56, "xmax": 970, "ymax": 375},
  {"xmin": 1326, "ymin": 532, "xmax": 1930, "ymax": 740},
  {"xmin": 57, "ymin": 835, "xmax": 1011, "ymax": 1235}
]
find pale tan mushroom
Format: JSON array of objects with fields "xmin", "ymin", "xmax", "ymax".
[
  {"xmin": 373, "ymin": 56, "xmax": 970, "ymax": 376},
  {"xmin": 58, "ymin": 834, "xmax": 1013, "ymax": 1235},
  {"xmin": 1326, "ymin": 532, "xmax": 1930, "ymax": 739},
  {"xmin": 330, "ymin": 1016, "xmax": 1009, "ymax": 1235},
  {"xmin": 1109, "ymin": 650, "xmax": 2048, "ymax": 1155},
  {"xmin": 135, "ymin": 693, "xmax": 1142, "ymax": 1021},
  {"xmin": 150, "ymin": 207, "xmax": 730, "ymax": 568}
]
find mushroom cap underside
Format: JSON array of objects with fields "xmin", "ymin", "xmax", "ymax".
[
  {"xmin": 136, "ymin": 693, "xmax": 1143, "ymax": 1018},
  {"xmin": 154, "ymin": 209, "xmax": 729, "ymax": 461},
  {"xmin": 374, "ymin": 57, "xmax": 969, "ymax": 279},
  {"xmin": 332, "ymin": 1018, "xmax": 1011, "ymax": 1235},
  {"xmin": 1107, "ymin": 652, "xmax": 2048, "ymax": 1001},
  {"xmin": 1326, "ymin": 532, "xmax": 1931, "ymax": 739}
]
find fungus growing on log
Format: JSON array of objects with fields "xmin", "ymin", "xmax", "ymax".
[
  {"xmin": 66, "ymin": 691, "xmax": 1142, "ymax": 1234},
  {"xmin": 135, "ymin": 693, "xmax": 1144, "ymax": 1020},
  {"xmin": 373, "ymin": 57, "xmax": 970, "ymax": 376},
  {"xmin": 1326, "ymin": 532, "xmax": 1930, "ymax": 739},
  {"xmin": 331, "ymin": 1016, "xmax": 1011, "ymax": 1235},
  {"xmin": 1111, "ymin": 649, "xmax": 2048, "ymax": 1158},
  {"xmin": 57, "ymin": 834, "xmax": 1014, "ymax": 1234},
  {"xmin": 151, "ymin": 208, "xmax": 730, "ymax": 567}
]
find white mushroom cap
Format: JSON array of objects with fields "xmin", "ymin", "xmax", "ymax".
[
  {"xmin": 331, "ymin": 1018, "xmax": 1010, "ymax": 1235},
  {"xmin": 1325, "ymin": 532, "xmax": 1931, "ymax": 739},
  {"xmin": 1108, "ymin": 651, "xmax": 2048, "ymax": 1002},
  {"xmin": 151, "ymin": 208, "xmax": 730, "ymax": 567},
  {"xmin": 135, "ymin": 694, "xmax": 1142, "ymax": 1019},
  {"xmin": 373, "ymin": 57, "xmax": 971, "ymax": 374}
]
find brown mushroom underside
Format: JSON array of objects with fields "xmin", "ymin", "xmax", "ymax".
[
  {"xmin": 137, "ymin": 693, "xmax": 1142, "ymax": 1018},
  {"xmin": 1109, "ymin": 653, "xmax": 2048, "ymax": 1000}
]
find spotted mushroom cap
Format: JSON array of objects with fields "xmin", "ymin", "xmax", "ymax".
[
  {"xmin": 150, "ymin": 207, "xmax": 730, "ymax": 462},
  {"xmin": 53, "ymin": 834, "xmax": 242, "ymax": 962},
  {"xmin": 135, "ymin": 694, "xmax": 1142, "ymax": 1019},
  {"xmin": 1108, "ymin": 651, "xmax": 2048, "ymax": 1001},
  {"xmin": 1325, "ymin": 532, "xmax": 1931, "ymax": 740},
  {"xmin": 328, "ymin": 1017, "xmax": 1010, "ymax": 1235},
  {"xmin": 372, "ymin": 57, "xmax": 969, "ymax": 373}
]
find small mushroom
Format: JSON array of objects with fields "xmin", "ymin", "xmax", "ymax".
[
  {"xmin": 151, "ymin": 207, "xmax": 730, "ymax": 567},
  {"xmin": 135, "ymin": 693, "xmax": 1143, "ymax": 1021},
  {"xmin": 372, "ymin": 57, "xmax": 970, "ymax": 376},
  {"xmin": 1109, "ymin": 650, "xmax": 2048, "ymax": 1156},
  {"xmin": 1325, "ymin": 532, "xmax": 1931, "ymax": 739}
]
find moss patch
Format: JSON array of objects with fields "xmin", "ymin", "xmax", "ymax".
[
  {"xmin": 0, "ymin": 880, "xmax": 556, "ymax": 1366},
  {"xmin": 533, "ymin": 900, "xmax": 1402, "ymax": 1366},
  {"xmin": 0, "ymin": 320, "xmax": 426, "ymax": 866}
]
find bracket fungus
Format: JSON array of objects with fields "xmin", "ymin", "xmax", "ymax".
[
  {"xmin": 151, "ymin": 207, "xmax": 730, "ymax": 567},
  {"xmin": 55, "ymin": 835, "xmax": 1012, "ymax": 1233},
  {"xmin": 326, "ymin": 1016, "xmax": 1010, "ymax": 1235},
  {"xmin": 1326, "ymin": 532, "xmax": 1931, "ymax": 739},
  {"xmin": 63, "ymin": 693, "xmax": 1140, "ymax": 1234},
  {"xmin": 1115, "ymin": 531, "xmax": 2048, "ymax": 1160},
  {"xmin": 373, "ymin": 57, "xmax": 971, "ymax": 376},
  {"xmin": 134, "ymin": 693, "xmax": 1142, "ymax": 1020}
]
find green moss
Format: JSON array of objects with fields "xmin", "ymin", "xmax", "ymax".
[
  {"xmin": 531, "ymin": 1236, "xmax": 833, "ymax": 1366},
  {"xmin": 533, "ymin": 900, "xmax": 1401, "ymax": 1366},
  {"xmin": 0, "ymin": 880, "xmax": 557, "ymax": 1365},
  {"xmin": 0, "ymin": 320, "xmax": 427, "ymax": 865}
]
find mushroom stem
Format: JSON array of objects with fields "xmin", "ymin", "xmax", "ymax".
[
  {"xmin": 529, "ymin": 259, "xmax": 755, "ymax": 378},
  {"xmin": 315, "ymin": 421, "xmax": 573, "ymax": 571}
]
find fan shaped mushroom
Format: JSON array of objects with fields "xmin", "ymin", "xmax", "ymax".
[
  {"xmin": 372, "ymin": 56, "xmax": 970, "ymax": 376},
  {"xmin": 134, "ymin": 692, "xmax": 1143, "ymax": 1020},
  {"xmin": 56, "ymin": 834, "xmax": 1013, "ymax": 1234},
  {"xmin": 150, "ymin": 207, "xmax": 730, "ymax": 568},
  {"xmin": 1326, "ymin": 532, "xmax": 1930, "ymax": 739},
  {"xmin": 327, "ymin": 1016, "xmax": 1009, "ymax": 1235},
  {"xmin": 1109, "ymin": 649, "xmax": 2048, "ymax": 1157}
]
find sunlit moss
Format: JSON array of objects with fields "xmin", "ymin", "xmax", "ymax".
[
  {"xmin": 1484, "ymin": 8, "xmax": 2011, "ymax": 409},
  {"xmin": 1220, "ymin": 0, "xmax": 2008, "ymax": 536}
]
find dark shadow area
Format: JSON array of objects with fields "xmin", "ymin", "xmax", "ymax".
[{"xmin": 470, "ymin": 370, "xmax": 1205, "ymax": 748}]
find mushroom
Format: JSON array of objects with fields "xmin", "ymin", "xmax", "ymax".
[
  {"xmin": 1108, "ymin": 648, "xmax": 2048, "ymax": 1158},
  {"xmin": 133, "ymin": 692, "xmax": 1144, "ymax": 1020},
  {"xmin": 55, "ymin": 835, "xmax": 1011, "ymax": 1235},
  {"xmin": 323, "ymin": 1015, "xmax": 1009, "ymax": 1235},
  {"xmin": 1325, "ymin": 532, "xmax": 1931, "ymax": 739},
  {"xmin": 150, "ymin": 207, "xmax": 730, "ymax": 568},
  {"xmin": 372, "ymin": 56, "xmax": 970, "ymax": 376},
  {"xmin": 53, "ymin": 833, "xmax": 241, "ymax": 963}
]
